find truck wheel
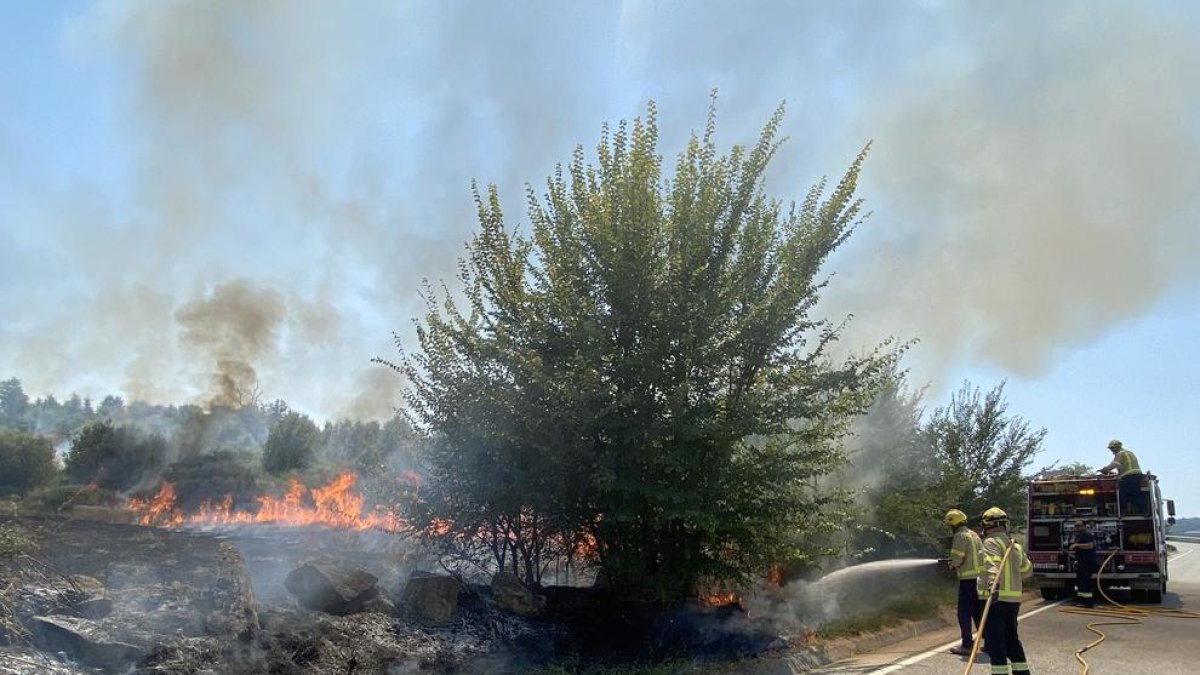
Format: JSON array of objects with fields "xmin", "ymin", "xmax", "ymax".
[
  {"xmin": 1040, "ymin": 587, "xmax": 1062, "ymax": 601},
  {"xmin": 1147, "ymin": 588, "xmax": 1163, "ymax": 604},
  {"xmin": 1130, "ymin": 589, "xmax": 1147, "ymax": 603}
]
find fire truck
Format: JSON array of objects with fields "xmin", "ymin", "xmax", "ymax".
[{"xmin": 1026, "ymin": 472, "xmax": 1176, "ymax": 603}]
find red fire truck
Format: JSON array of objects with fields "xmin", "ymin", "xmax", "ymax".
[{"xmin": 1026, "ymin": 472, "xmax": 1176, "ymax": 603}]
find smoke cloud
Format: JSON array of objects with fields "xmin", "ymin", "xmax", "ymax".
[
  {"xmin": 827, "ymin": 3, "xmax": 1200, "ymax": 381},
  {"xmin": 2, "ymin": 1, "xmax": 1199, "ymax": 418}
]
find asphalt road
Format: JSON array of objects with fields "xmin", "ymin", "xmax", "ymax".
[{"xmin": 808, "ymin": 542, "xmax": 1200, "ymax": 675}]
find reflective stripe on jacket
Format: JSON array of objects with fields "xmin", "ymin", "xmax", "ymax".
[
  {"xmin": 949, "ymin": 526, "xmax": 984, "ymax": 580},
  {"xmin": 1116, "ymin": 449, "xmax": 1141, "ymax": 477},
  {"xmin": 977, "ymin": 532, "xmax": 1032, "ymax": 603}
]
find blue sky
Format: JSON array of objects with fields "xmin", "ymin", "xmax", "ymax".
[{"xmin": 2, "ymin": 1, "xmax": 1198, "ymax": 514}]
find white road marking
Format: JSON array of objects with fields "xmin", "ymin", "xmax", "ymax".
[{"xmin": 866, "ymin": 600, "xmax": 1068, "ymax": 674}]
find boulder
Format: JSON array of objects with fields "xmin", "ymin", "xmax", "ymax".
[
  {"xmin": 31, "ymin": 615, "xmax": 146, "ymax": 671},
  {"xmin": 206, "ymin": 542, "xmax": 260, "ymax": 639},
  {"xmin": 490, "ymin": 572, "xmax": 545, "ymax": 618},
  {"xmin": 399, "ymin": 572, "xmax": 460, "ymax": 624},
  {"xmin": 361, "ymin": 594, "xmax": 396, "ymax": 616},
  {"xmin": 284, "ymin": 562, "xmax": 379, "ymax": 616},
  {"xmin": 18, "ymin": 574, "xmax": 111, "ymax": 621}
]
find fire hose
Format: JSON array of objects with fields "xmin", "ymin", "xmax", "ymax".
[{"xmin": 1058, "ymin": 550, "xmax": 1200, "ymax": 675}]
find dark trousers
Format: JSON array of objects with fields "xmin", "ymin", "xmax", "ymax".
[
  {"xmin": 957, "ymin": 579, "xmax": 982, "ymax": 648},
  {"xmin": 1119, "ymin": 472, "xmax": 1147, "ymax": 515},
  {"xmin": 1075, "ymin": 560, "xmax": 1096, "ymax": 604},
  {"xmin": 983, "ymin": 601, "xmax": 1030, "ymax": 674}
]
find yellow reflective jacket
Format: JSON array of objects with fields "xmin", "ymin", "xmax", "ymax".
[
  {"xmin": 1115, "ymin": 449, "xmax": 1141, "ymax": 477},
  {"xmin": 977, "ymin": 532, "xmax": 1032, "ymax": 603},
  {"xmin": 949, "ymin": 526, "xmax": 984, "ymax": 580}
]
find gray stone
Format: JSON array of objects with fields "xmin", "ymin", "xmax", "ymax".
[
  {"xmin": 31, "ymin": 615, "xmax": 146, "ymax": 672},
  {"xmin": 284, "ymin": 561, "xmax": 379, "ymax": 616},
  {"xmin": 399, "ymin": 573, "xmax": 460, "ymax": 624},
  {"xmin": 206, "ymin": 542, "xmax": 260, "ymax": 639},
  {"xmin": 490, "ymin": 572, "xmax": 545, "ymax": 617},
  {"xmin": 361, "ymin": 594, "xmax": 396, "ymax": 615}
]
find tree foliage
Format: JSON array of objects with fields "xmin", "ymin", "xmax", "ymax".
[
  {"xmin": 0, "ymin": 428, "xmax": 57, "ymax": 494},
  {"xmin": 262, "ymin": 411, "xmax": 320, "ymax": 474},
  {"xmin": 0, "ymin": 379, "xmax": 31, "ymax": 430},
  {"xmin": 863, "ymin": 380, "xmax": 1044, "ymax": 556},
  {"xmin": 64, "ymin": 420, "xmax": 166, "ymax": 491},
  {"xmin": 391, "ymin": 100, "xmax": 895, "ymax": 599}
]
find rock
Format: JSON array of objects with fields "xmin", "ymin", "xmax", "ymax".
[
  {"xmin": 361, "ymin": 594, "xmax": 396, "ymax": 615},
  {"xmin": 18, "ymin": 574, "xmax": 110, "ymax": 621},
  {"xmin": 72, "ymin": 597, "xmax": 114, "ymax": 620},
  {"xmin": 399, "ymin": 572, "xmax": 460, "ymax": 624},
  {"xmin": 206, "ymin": 543, "xmax": 260, "ymax": 639},
  {"xmin": 31, "ymin": 615, "xmax": 147, "ymax": 671},
  {"xmin": 284, "ymin": 562, "xmax": 379, "ymax": 615},
  {"xmin": 490, "ymin": 572, "xmax": 545, "ymax": 618}
]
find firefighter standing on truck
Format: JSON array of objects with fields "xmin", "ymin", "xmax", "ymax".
[
  {"xmin": 978, "ymin": 507, "xmax": 1034, "ymax": 675},
  {"xmin": 1098, "ymin": 439, "xmax": 1146, "ymax": 515},
  {"xmin": 945, "ymin": 509, "xmax": 984, "ymax": 656},
  {"xmin": 1069, "ymin": 519, "xmax": 1096, "ymax": 608}
]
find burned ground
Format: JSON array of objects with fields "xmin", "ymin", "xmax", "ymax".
[
  {"xmin": 0, "ymin": 515, "xmax": 539, "ymax": 674},
  {"xmin": 0, "ymin": 513, "xmax": 800, "ymax": 674}
]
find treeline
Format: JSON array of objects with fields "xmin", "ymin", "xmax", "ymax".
[{"xmin": 0, "ymin": 376, "xmax": 419, "ymax": 505}]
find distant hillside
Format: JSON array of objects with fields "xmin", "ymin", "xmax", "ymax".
[{"xmin": 1169, "ymin": 517, "xmax": 1200, "ymax": 535}]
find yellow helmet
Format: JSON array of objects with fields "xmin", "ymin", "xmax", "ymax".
[
  {"xmin": 944, "ymin": 509, "xmax": 968, "ymax": 527},
  {"xmin": 981, "ymin": 507, "xmax": 1008, "ymax": 528},
  {"xmin": 1107, "ymin": 439, "xmax": 1122, "ymax": 450}
]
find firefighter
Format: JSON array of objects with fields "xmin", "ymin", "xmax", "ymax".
[
  {"xmin": 978, "ymin": 507, "xmax": 1034, "ymax": 675},
  {"xmin": 945, "ymin": 509, "xmax": 985, "ymax": 656},
  {"xmin": 1098, "ymin": 439, "xmax": 1146, "ymax": 515},
  {"xmin": 1069, "ymin": 519, "xmax": 1096, "ymax": 608}
]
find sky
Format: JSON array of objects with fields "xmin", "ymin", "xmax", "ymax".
[{"xmin": 1, "ymin": 1, "xmax": 1198, "ymax": 514}]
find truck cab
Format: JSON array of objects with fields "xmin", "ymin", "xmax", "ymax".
[{"xmin": 1026, "ymin": 473, "xmax": 1172, "ymax": 603}]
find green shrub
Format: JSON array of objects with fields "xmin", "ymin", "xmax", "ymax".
[
  {"xmin": 0, "ymin": 428, "xmax": 57, "ymax": 494},
  {"xmin": 64, "ymin": 420, "xmax": 165, "ymax": 491}
]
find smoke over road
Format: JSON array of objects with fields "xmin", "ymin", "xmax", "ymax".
[{"xmin": 2, "ymin": 1, "xmax": 1199, "ymax": 416}]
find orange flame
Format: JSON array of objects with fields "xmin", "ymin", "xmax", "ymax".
[
  {"xmin": 129, "ymin": 471, "xmax": 404, "ymax": 531},
  {"xmin": 699, "ymin": 589, "xmax": 740, "ymax": 606}
]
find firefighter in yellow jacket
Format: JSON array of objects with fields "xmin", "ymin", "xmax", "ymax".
[
  {"xmin": 945, "ymin": 509, "xmax": 985, "ymax": 656},
  {"xmin": 977, "ymin": 507, "xmax": 1033, "ymax": 674}
]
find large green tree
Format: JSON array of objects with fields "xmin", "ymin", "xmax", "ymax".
[
  {"xmin": 391, "ymin": 100, "xmax": 895, "ymax": 599},
  {"xmin": 261, "ymin": 411, "xmax": 320, "ymax": 474}
]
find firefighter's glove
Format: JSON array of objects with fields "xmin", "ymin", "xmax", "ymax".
[{"xmin": 934, "ymin": 559, "xmax": 954, "ymax": 578}]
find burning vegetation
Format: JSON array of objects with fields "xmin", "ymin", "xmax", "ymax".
[{"xmin": 128, "ymin": 472, "xmax": 405, "ymax": 532}]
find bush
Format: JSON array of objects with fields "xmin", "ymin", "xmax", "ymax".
[
  {"xmin": 27, "ymin": 484, "xmax": 122, "ymax": 511},
  {"xmin": 163, "ymin": 451, "xmax": 261, "ymax": 512},
  {"xmin": 262, "ymin": 412, "xmax": 320, "ymax": 474},
  {"xmin": 0, "ymin": 428, "xmax": 57, "ymax": 494},
  {"xmin": 64, "ymin": 420, "xmax": 165, "ymax": 491}
]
